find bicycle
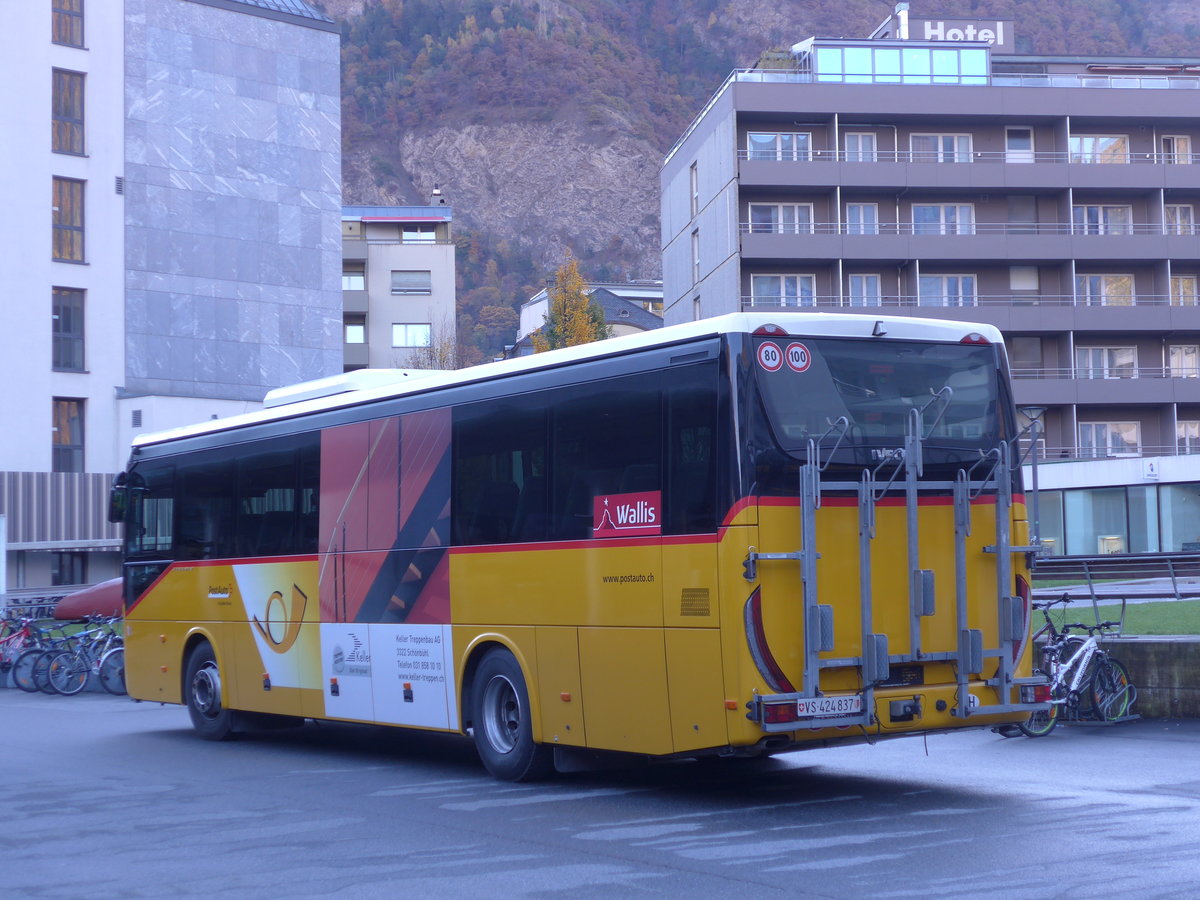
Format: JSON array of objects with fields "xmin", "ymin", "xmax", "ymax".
[
  {"xmin": 46, "ymin": 616, "xmax": 124, "ymax": 696},
  {"xmin": 0, "ymin": 616, "xmax": 41, "ymax": 672},
  {"xmin": 1015, "ymin": 595, "xmax": 1136, "ymax": 737}
]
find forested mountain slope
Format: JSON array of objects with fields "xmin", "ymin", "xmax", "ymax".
[{"xmin": 315, "ymin": 0, "xmax": 1200, "ymax": 361}]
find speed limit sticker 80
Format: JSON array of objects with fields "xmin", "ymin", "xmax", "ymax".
[{"xmin": 758, "ymin": 341, "xmax": 812, "ymax": 373}]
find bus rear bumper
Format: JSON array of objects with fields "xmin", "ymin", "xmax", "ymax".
[{"xmin": 748, "ymin": 680, "xmax": 1047, "ymax": 734}]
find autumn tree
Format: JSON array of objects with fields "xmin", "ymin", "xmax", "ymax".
[{"xmin": 531, "ymin": 254, "xmax": 610, "ymax": 352}]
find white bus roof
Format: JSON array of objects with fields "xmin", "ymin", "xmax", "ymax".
[{"xmin": 132, "ymin": 312, "xmax": 1004, "ymax": 450}]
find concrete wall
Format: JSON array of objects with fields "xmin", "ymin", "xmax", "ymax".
[{"xmin": 1108, "ymin": 637, "xmax": 1200, "ymax": 719}]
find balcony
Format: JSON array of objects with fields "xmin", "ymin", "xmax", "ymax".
[{"xmin": 738, "ymin": 221, "xmax": 1200, "ymax": 264}]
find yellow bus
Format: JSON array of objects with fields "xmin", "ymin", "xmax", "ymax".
[{"xmin": 110, "ymin": 312, "xmax": 1044, "ymax": 780}]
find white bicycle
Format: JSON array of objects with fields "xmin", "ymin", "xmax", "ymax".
[{"xmin": 1013, "ymin": 595, "xmax": 1135, "ymax": 737}]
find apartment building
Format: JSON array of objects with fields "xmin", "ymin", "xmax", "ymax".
[
  {"xmin": 0, "ymin": 0, "xmax": 341, "ymax": 594},
  {"xmin": 341, "ymin": 199, "xmax": 457, "ymax": 371},
  {"xmin": 660, "ymin": 6, "xmax": 1200, "ymax": 555}
]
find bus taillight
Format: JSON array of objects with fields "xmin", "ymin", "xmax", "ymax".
[
  {"xmin": 753, "ymin": 323, "xmax": 787, "ymax": 336},
  {"xmin": 762, "ymin": 703, "xmax": 800, "ymax": 725},
  {"xmin": 960, "ymin": 332, "xmax": 991, "ymax": 344}
]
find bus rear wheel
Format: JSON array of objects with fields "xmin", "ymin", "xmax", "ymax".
[
  {"xmin": 471, "ymin": 649, "xmax": 552, "ymax": 782},
  {"xmin": 185, "ymin": 642, "xmax": 235, "ymax": 741}
]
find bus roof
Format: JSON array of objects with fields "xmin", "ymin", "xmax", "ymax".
[{"xmin": 131, "ymin": 312, "xmax": 1003, "ymax": 450}]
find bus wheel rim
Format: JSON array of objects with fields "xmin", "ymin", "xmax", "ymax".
[
  {"xmin": 481, "ymin": 674, "xmax": 520, "ymax": 755},
  {"xmin": 192, "ymin": 662, "xmax": 222, "ymax": 718}
]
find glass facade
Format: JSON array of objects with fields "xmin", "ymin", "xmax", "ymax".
[
  {"xmin": 814, "ymin": 45, "xmax": 988, "ymax": 85},
  {"xmin": 1036, "ymin": 482, "xmax": 1199, "ymax": 555}
]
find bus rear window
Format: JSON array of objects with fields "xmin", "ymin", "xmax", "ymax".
[{"xmin": 753, "ymin": 337, "xmax": 1002, "ymax": 457}]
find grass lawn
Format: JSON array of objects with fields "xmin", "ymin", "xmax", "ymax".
[{"xmin": 1042, "ymin": 599, "xmax": 1200, "ymax": 636}]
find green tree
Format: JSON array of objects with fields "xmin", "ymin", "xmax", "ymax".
[{"xmin": 531, "ymin": 255, "xmax": 610, "ymax": 352}]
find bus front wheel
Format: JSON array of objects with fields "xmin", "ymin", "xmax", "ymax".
[
  {"xmin": 471, "ymin": 649, "xmax": 553, "ymax": 782},
  {"xmin": 185, "ymin": 642, "xmax": 235, "ymax": 741}
]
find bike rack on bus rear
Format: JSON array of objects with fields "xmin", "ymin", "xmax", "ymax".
[{"xmin": 745, "ymin": 408, "xmax": 1047, "ymax": 732}]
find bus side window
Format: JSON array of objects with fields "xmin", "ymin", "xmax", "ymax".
[
  {"xmin": 127, "ymin": 465, "xmax": 174, "ymax": 555},
  {"xmin": 452, "ymin": 400, "xmax": 548, "ymax": 546},
  {"xmin": 665, "ymin": 368, "xmax": 718, "ymax": 535},
  {"xmin": 176, "ymin": 458, "xmax": 235, "ymax": 560},
  {"xmin": 549, "ymin": 377, "xmax": 661, "ymax": 541}
]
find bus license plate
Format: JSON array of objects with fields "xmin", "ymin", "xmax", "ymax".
[{"xmin": 796, "ymin": 696, "xmax": 862, "ymax": 718}]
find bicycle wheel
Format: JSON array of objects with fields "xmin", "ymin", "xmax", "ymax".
[
  {"xmin": 48, "ymin": 650, "xmax": 90, "ymax": 695},
  {"xmin": 1090, "ymin": 657, "xmax": 1134, "ymax": 721},
  {"xmin": 98, "ymin": 647, "xmax": 126, "ymax": 695},
  {"xmin": 1018, "ymin": 702, "xmax": 1059, "ymax": 737},
  {"xmin": 11, "ymin": 649, "xmax": 45, "ymax": 692},
  {"xmin": 33, "ymin": 650, "xmax": 59, "ymax": 693}
]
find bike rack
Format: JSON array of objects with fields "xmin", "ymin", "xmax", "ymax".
[{"xmin": 746, "ymin": 402, "xmax": 1046, "ymax": 731}]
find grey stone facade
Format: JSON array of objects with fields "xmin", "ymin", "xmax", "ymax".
[{"xmin": 123, "ymin": 0, "xmax": 342, "ymax": 401}]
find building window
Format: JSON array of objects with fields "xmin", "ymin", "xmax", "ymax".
[
  {"xmin": 344, "ymin": 314, "xmax": 366, "ymax": 344},
  {"xmin": 1078, "ymin": 422, "xmax": 1140, "ymax": 458},
  {"xmin": 52, "ymin": 287, "xmax": 84, "ymax": 371},
  {"xmin": 1171, "ymin": 275, "xmax": 1198, "ymax": 306},
  {"xmin": 1166, "ymin": 205, "xmax": 1194, "ymax": 235},
  {"xmin": 1169, "ymin": 345, "xmax": 1200, "ymax": 378},
  {"xmin": 813, "ymin": 46, "xmax": 986, "ymax": 85},
  {"xmin": 748, "ymin": 203, "xmax": 813, "ymax": 235},
  {"xmin": 751, "ymin": 274, "xmax": 815, "ymax": 307},
  {"xmin": 342, "ymin": 266, "xmax": 365, "ymax": 290},
  {"xmin": 747, "ymin": 132, "xmax": 811, "ymax": 161},
  {"xmin": 847, "ymin": 274, "xmax": 881, "ymax": 307},
  {"xmin": 52, "ymin": 398, "xmax": 84, "ymax": 473},
  {"xmin": 1069, "ymin": 135, "xmax": 1129, "ymax": 164},
  {"xmin": 691, "ymin": 230, "xmax": 700, "ymax": 285},
  {"xmin": 1075, "ymin": 346, "xmax": 1137, "ymax": 379},
  {"xmin": 918, "ymin": 274, "xmax": 977, "ymax": 307},
  {"xmin": 51, "ymin": 552, "xmax": 86, "ymax": 587},
  {"xmin": 1009, "ymin": 336, "xmax": 1044, "ymax": 373},
  {"xmin": 1178, "ymin": 421, "xmax": 1200, "ymax": 453},
  {"xmin": 390, "ymin": 270, "xmax": 431, "ymax": 294},
  {"xmin": 52, "ymin": 177, "xmax": 85, "ymax": 262},
  {"xmin": 1161, "ymin": 135, "xmax": 1192, "ymax": 164},
  {"xmin": 913, "ymin": 204, "xmax": 974, "ymax": 235},
  {"xmin": 1076, "ymin": 274, "xmax": 1133, "ymax": 307},
  {"xmin": 910, "ymin": 134, "xmax": 971, "ymax": 163},
  {"xmin": 1072, "ymin": 205, "xmax": 1132, "ymax": 235},
  {"xmin": 391, "ymin": 323, "xmax": 431, "ymax": 347},
  {"xmin": 845, "ymin": 203, "xmax": 878, "ymax": 235},
  {"xmin": 1010, "ymin": 266, "xmax": 1040, "ymax": 291},
  {"xmin": 1005, "ymin": 127, "xmax": 1034, "ymax": 163},
  {"xmin": 402, "ymin": 225, "xmax": 437, "ymax": 243},
  {"xmin": 52, "ymin": 69, "xmax": 85, "ymax": 155},
  {"xmin": 844, "ymin": 133, "xmax": 876, "ymax": 162},
  {"xmin": 689, "ymin": 162, "xmax": 698, "ymax": 218},
  {"xmin": 52, "ymin": 0, "xmax": 84, "ymax": 47}
]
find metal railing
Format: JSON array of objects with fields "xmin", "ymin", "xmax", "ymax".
[
  {"xmin": 739, "ymin": 221, "xmax": 1199, "ymax": 237},
  {"xmin": 730, "ymin": 67, "xmax": 1200, "ymax": 92},
  {"xmin": 738, "ymin": 148, "xmax": 1200, "ymax": 165},
  {"xmin": 1012, "ymin": 367, "xmax": 1200, "ymax": 380},
  {"xmin": 1019, "ymin": 442, "xmax": 1200, "ymax": 462},
  {"xmin": 740, "ymin": 294, "xmax": 1198, "ymax": 310}
]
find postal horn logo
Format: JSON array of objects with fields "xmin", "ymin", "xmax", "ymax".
[{"xmin": 252, "ymin": 584, "xmax": 308, "ymax": 654}]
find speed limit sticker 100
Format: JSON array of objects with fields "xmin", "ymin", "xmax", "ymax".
[{"xmin": 785, "ymin": 342, "xmax": 811, "ymax": 373}]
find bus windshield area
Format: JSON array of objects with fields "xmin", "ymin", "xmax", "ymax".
[{"xmin": 754, "ymin": 337, "xmax": 1004, "ymax": 468}]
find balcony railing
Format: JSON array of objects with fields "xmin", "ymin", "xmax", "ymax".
[
  {"xmin": 741, "ymin": 294, "xmax": 1197, "ymax": 310},
  {"xmin": 1020, "ymin": 443, "xmax": 1200, "ymax": 462},
  {"xmin": 1012, "ymin": 367, "xmax": 1200, "ymax": 380},
  {"xmin": 738, "ymin": 148, "xmax": 1200, "ymax": 165},
  {"xmin": 739, "ymin": 221, "xmax": 1199, "ymax": 237},
  {"xmin": 730, "ymin": 67, "xmax": 1200, "ymax": 91}
]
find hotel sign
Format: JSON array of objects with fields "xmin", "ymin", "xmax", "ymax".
[{"xmin": 908, "ymin": 18, "xmax": 1015, "ymax": 53}]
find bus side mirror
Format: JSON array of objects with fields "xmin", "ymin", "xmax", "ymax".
[{"xmin": 108, "ymin": 472, "xmax": 127, "ymax": 524}]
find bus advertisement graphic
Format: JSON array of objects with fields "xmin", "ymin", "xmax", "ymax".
[{"xmin": 593, "ymin": 491, "xmax": 661, "ymax": 537}]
